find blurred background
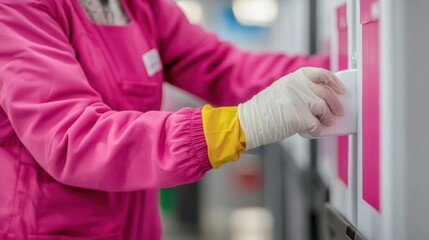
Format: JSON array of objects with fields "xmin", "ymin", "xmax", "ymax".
[{"xmin": 160, "ymin": 0, "xmax": 332, "ymax": 239}]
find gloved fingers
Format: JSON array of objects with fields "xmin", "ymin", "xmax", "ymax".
[
  {"xmin": 309, "ymin": 100, "xmax": 334, "ymax": 126},
  {"xmin": 310, "ymin": 84, "xmax": 344, "ymax": 116},
  {"xmin": 306, "ymin": 116, "xmax": 322, "ymax": 137},
  {"xmin": 302, "ymin": 67, "xmax": 346, "ymax": 94},
  {"xmin": 319, "ymin": 104, "xmax": 334, "ymax": 126},
  {"xmin": 325, "ymin": 72, "xmax": 346, "ymax": 94}
]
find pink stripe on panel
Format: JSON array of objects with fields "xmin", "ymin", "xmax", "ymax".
[
  {"xmin": 337, "ymin": 136, "xmax": 349, "ymax": 185},
  {"xmin": 361, "ymin": 0, "xmax": 381, "ymax": 211},
  {"xmin": 337, "ymin": 3, "xmax": 349, "ymax": 186}
]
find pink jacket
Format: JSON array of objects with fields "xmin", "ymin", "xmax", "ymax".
[{"xmin": 0, "ymin": 0, "xmax": 329, "ymax": 239}]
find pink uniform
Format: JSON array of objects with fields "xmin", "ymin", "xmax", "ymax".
[{"xmin": 0, "ymin": 0, "xmax": 329, "ymax": 238}]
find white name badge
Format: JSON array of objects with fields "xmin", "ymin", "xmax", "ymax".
[{"xmin": 142, "ymin": 49, "xmax": 162, "ymax": 77}]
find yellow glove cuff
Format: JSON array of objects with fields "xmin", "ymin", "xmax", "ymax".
[{"xmin": 201, "ymin": 104, "xmax": 246, "ymax": 169}]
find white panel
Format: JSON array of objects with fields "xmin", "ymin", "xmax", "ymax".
[
  {"xmin": 356, "ymin": 0, "xmax": 382, "ymax": 238},
  {"xmin": 379, "ymin": 0, "xmax": 396, "ymax": 238},
  {"xmin": 381, "ymin": 0, "xmax": 429, "ymax": 239},
  {"xmin": 330, "ymin": 137, "xmax": 356, "ymax": 224},
  {"xmin": 327, "ymin": 0, "xmax": 358, "ymax": 225},
  {"xmin": 347, "ymin": 0, "xmax": 358, "ymax": 69}
]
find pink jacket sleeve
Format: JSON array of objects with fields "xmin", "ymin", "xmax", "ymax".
[
  {"xmin": 0, "ymin": 1, "xmax": 211, "ymax": 191},
  {"xmin": 154, "ymin": 0, "xmax": 330, "ymax": 106}
]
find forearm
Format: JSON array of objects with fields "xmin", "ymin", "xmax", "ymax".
[{"xmin": 200, "ymin": 67, "xmax": 346, "ymax": 169}]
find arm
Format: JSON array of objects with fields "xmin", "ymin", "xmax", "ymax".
[
  {"xmin": 0, "ymin": 1, "xmax": 211, "ymax": 191},
  {"xmin": 155, "ymin": 0, "xmax": 330, "ymax": 106},
  {"xmin": 201, "ymin": 68, "xmax": 345, "ymax": 168}
]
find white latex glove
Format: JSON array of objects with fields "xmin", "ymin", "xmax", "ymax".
[{"xmin": 238, "ymin": 67, "xmax": 346, "ymax": 150}]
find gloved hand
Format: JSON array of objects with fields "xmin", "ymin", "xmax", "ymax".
[{"xmin": 238, "ymin": 67, "xmax": 346, "ymax": 150}]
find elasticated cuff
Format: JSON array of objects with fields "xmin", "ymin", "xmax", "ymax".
[{"xmin": 189, "ymin": 108, "xmax": 213, "ymax": 173}]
